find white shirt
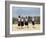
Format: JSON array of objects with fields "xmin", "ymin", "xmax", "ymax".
[
  {"xmin": 21, "ymin": 18, "xmax": 24, "ymax": 22},
  {"xmin": 18, "ymin": 18, "xmax": 20, "ymax": 21},
  {"xmin": 32, "ymin": 17, "xmax": 34, "ymax": 21},
  {"xmin": 25, "ymin": 18, "xmax": 28, "ymax": 21}
]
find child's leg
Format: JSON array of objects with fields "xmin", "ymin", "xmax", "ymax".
[
  {"xmin": 21, "ymin": 22, "xmax": 23, "ymax": 29},
  {"xmin": 32, "ymin": 21, "xmax": 34, "ymax": 28},
  {"xmin": 27, "ymin": 22, "xmax": 28, "ymax": 28}
]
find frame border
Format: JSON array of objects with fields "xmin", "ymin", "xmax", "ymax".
[{"xmin": 5, "ymin": 1, "xmax": 45, "ymax": 37}]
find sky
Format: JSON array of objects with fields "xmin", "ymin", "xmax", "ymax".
[{"xmin": 12, "ymin": 7, "xmax": 40, "ymax": 17}]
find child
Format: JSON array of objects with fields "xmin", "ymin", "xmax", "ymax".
[
  {"xmin": 25, "ymin": 16, "xmax": 28, "ymax": 28},
  {"xmin": 21, "ymin": 16, "xmax": 24, "ymax": 29},
  {"xmin": 18, "ymin": 16, "xmax": 21, "ymax": 26},
  {"xmin": 32, "ymin": 17, "xmax": 35, "ymax": 28}
]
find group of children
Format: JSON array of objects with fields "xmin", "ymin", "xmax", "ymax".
[{"xmin": 18, "ymin": 16, "xmax": 35, "ymax": 28}]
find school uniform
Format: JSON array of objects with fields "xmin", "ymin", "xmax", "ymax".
[
  {"xmin": 25, "ymin": 18, "xmax": 28, "ymax": 25},
  {"xmin": 21, "ymin": 18, "xmax": 24, "ymax": 26},
  {"xmin": 18, "ymin": 18, "xmax": 21, "ymax": 26},
  {"xmin": 32, "ymin": 17, "xmax": 35, "ymax": 25}
]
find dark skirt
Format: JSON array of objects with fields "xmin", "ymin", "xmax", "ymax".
[
  {"xmin": 18, "ymin": 21, "xmax": 20, "ymax": 26},
  {"xmin": 32, "ymin": 21, "xmax": 35, "ymax": 25},
  {"xmin": 25, "ymin": 22, "xmax": 28, "ymax": 25},
  {"xmin": 21, "ymin": 22, "xmax": 24, "ymax": 26}
]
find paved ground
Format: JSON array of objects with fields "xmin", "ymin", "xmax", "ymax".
[{"xmin": 12, "ymin": 23, "xmax": 40, "ymax": 31}]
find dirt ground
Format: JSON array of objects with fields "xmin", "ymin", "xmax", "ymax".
[{"xmin": 12, "ymin": 23, "xmax": 40, "ymax": 31}]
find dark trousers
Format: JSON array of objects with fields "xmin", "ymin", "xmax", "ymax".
[
  {"xmin": 32, "ymin": 21, "xmax": 35, "ymax": 25},
  {"xmin": 21, "ymin": 22, "xmax": 24, "ymax": 26},
  {"xmin": 18, "ymin": 21, "xmax": 20, "ymax": 26},
  {"xmin": 25, "ymin": 22, "xmax": 28, "ymax": 25}
]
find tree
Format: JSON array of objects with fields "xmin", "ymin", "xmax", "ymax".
[{"xmin": 12, "ymin": 18, "xmax": 16, "ymax": 24}]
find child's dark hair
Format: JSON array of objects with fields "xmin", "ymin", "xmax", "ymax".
[{"xmin": 18, "ymin": 16, "xmax": 20, "ymax": 18}]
